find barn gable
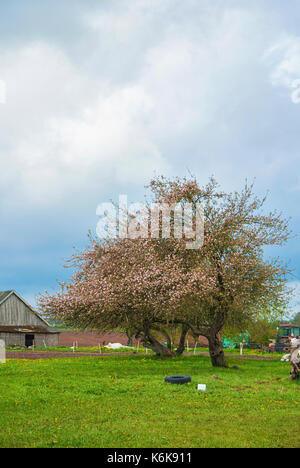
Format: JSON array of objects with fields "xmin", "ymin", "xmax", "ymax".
[{"xmin": 0, "ymin": 290, "xmax": 50, "ymax": 329}]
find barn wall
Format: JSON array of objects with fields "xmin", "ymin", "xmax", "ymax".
[
  {"xmin": 34, "ymin": 333, "xmax": 60, "ymax": 347},
  {"xmin": 0, "ymin": 332, "xmax": 60, "ymax": 347},
  {"xmin": 0, "ymin": 294, "xmax": 48, "ymax": 328},
  {"xmin": 0, "ymin": 332, "xmax": 24, "ymax": 346}
]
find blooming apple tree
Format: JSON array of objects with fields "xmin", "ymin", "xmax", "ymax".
[{"xmin": 39, "ymin": 176, "xmax": 291, "ymax": 367}]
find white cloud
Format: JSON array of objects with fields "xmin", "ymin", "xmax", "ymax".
[
  {"xmin": 0, "ymin": 42, "xmax": 168, "ymax": 208},
  {"xmin": 0, "ymin": 79, "xmax": 6, "ymax": 104},
  {"xmin": 1, "ymin": 0, "xmax": 300, "ymax": 302},
  {"xmin": 0, "ymin": 2, "xmax": 298, "ymax": 216},
  {"xmin": 265, "ymin": 36, "xmax": 300, "ymax": 103}
]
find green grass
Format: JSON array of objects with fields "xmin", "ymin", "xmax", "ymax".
[
  {"xmin": 7, "ymin": 345, "xmax": 149, "ymax": 354},
  {"xmin": 0, "ymin": 355, "xmax": 299, "ymax": 448},
  {"xmin": 7, "ymin": 344, "xmax": 277, "ymax": 357}
]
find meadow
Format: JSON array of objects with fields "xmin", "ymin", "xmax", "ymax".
[
  {"xmin": 6, "ymin": 344, "xmax": 275, "ymax": 357},
  {"xmin": 0, "ymin": 354, "xmax": 299, "ymax": 448}
]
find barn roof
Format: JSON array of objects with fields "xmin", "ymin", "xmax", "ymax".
[
  {"xmin": 0, "ymin": 325, "xmax": 59, "ymax": 334},
  {"xmin": 0, "ymin": 290, "xmax": 55, "ymax": 330},
  {"xmin": 0, "ymin": 291, "xmax": 13, "ymax": 304}
]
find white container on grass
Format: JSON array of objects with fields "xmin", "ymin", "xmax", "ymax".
[{"xmin": 197, "ymin": 384, "xmax": 206, "ymax": 391}]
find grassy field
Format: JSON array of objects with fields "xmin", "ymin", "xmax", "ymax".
[
  {"xmin": 0, "ymin": 354, "xmax": 299, "ymax": 448},
  {"xmin": 6, "ymin": 345, "xmax": 148, "ymax": 354},
  {"xmin": 6, "ymin": 344, "xmax": 276, "ymax": 357}
]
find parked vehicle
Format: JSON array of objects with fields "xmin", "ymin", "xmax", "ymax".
[{"xmin": 275, "ymin": 323, "xmax": 300, "ymax": 353}]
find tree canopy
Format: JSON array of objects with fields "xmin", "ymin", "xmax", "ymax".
[{"xmin": 39, "ymin": 176, "xmax": 291, "ymax": 366}]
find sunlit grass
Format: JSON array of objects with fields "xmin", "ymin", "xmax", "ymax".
[{"xmin": 0, "ymin": 355, "xmax": 299, "ymax": 448}]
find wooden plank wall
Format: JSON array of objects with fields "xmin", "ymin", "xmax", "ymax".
[
  {"xmin": 0, "ymin": 294, "xmax": 47, "ymax": 328},
  {"xmin": 0, "ymin": 332, "xmax": 60, "ymax": 347}
]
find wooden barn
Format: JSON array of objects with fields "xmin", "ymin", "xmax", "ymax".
[{"xmin": 0, "ymin": 290, "xmax": 60, "ymax": 347}]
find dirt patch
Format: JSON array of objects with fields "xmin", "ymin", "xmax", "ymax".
[
  {"xmin": 5, "ymin": 350, "xmax": 278, "ymax": 360},
  {"xmin": 6, "ymin": 351, "xmax": 138, "ymax": 360},
  {"xmin": 196, "ymin": 351, "xmax": 276, "ymax": 360},
  {"xmin": 58, "ymin": 330, "xmax": 209, "ymax": 347},
  {"xmin": 230, "ymin": 385, "xmax": 252, "ymax": 391},
  {"xmin": 58, "ymin": 330, "xmax": 139, "ymax": 347}
]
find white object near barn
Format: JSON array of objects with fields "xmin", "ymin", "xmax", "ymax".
[{"xmin": 105, "ymin": 342, "xmax": 132, "ymax": 349}]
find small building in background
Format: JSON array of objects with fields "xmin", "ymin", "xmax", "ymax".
[{"xmin": 0, "ymin": 290, "xmax": 60, "ymax": 347}]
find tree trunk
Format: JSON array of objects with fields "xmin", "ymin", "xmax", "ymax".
[
  {"xmin": 140, "ymin": 329, "xmax": 175, "ymax": 357},
  {"xmin": 208, "ymin": 334, "xmax": 227, "ymax": 367},
  {"xmin": 157, "ymin": 327, "xmax": 172, "ymax": 350},
  {"xmin": 126, "ymin": 330, "xmax": 133, "ymax": 346},
  {"xmin": 176, "ymin": 324, "xmax": 189, "ymax": 356}
]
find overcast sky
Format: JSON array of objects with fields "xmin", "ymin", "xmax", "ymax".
[{"xmin": 0, "ymin": 0, "xmax": 300, "ymax": 316}]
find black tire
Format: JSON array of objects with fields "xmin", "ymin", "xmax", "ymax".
[{"xmin": 164, "ymin": 375, "xmax": 191, "ymax": 384}]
